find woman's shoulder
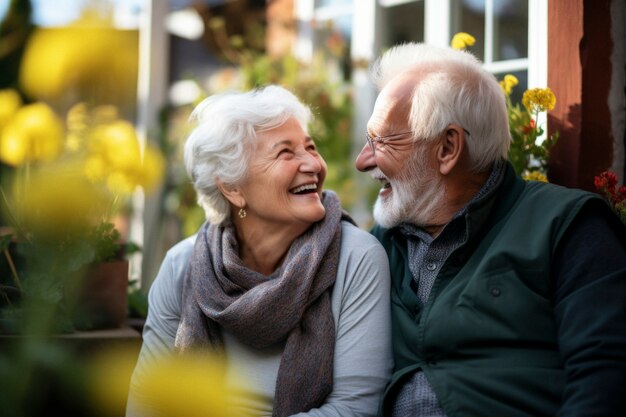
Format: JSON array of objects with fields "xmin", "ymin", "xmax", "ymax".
[
  {"xmin": 336, "ymin": 220, "xmax": 390, "ymax": 287},
  {"xmin": 165, "ymin": 234, "xmax": 197, "ymax": 265},
  {"xmin": 340, "ymin": 220, "xmax": 385, "ymax": 252},
  {"xmin": 150, "ymin": 235, "xmax": 197, "ymax": 296}
]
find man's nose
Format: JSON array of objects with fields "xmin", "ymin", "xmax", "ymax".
[{"xmin": 355, "ymin": 142, "xmax": 375, "ymax": 172}]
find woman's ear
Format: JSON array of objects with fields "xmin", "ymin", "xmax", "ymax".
[
  {"xmin": 437, "ymin": 125, "xmax": 466, "ymax": 175},
  {"xmin": 216, "ymin": 179, "xmax": 246, "ymax": 209}
]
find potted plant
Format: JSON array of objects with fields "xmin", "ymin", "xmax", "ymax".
[{"xmin": 0, "ymin": 93, "xmax": 164, "ymax": 334}]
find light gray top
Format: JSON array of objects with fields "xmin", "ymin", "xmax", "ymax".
[{"xmin": 127, "ymin": 221, "xmax": 393, "ymax": 417}]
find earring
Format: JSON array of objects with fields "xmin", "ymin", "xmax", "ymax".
[{"xmin": 238, "ymin": 207, "xmax": 247, "ymax": 218}]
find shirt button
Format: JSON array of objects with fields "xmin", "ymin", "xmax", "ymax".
[
  {"xmin": 426, "ymin": 262, "xmax": 437, "ymax": 271},
  {"xmin": 490, "ymin": 287, "xmax": 501, "ymax": 297}
]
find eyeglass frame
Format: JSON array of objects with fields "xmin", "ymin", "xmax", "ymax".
[{"xmin": 365, "ymin": 128, "xmax": 471, "ymax": 156}]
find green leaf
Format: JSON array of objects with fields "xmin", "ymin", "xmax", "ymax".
[{"xmin": 0, "ymin": 234, "xmax": 12, "ymax": 251}]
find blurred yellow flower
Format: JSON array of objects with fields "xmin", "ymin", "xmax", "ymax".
[
  {"xmin": 11, "ymin": 164, "xmax": 111, "ymax": 240},
  {"xmin": 230, "ymin": 35, "xmax": 245, "ymax": 49},
  {"xmin": 0, "ymin": 88, "xmax": 22, "ymax": 129},
  {"xmin": 499, "ymin": 74, "xmax": 519, "ymax": 96},
  {"xmin": 89, "ymin": 120, "xmax": 141, "ymax": 170},
  {"xmin": 85, "ymin": 120, "xmax": 164, "ymax": 195},
  {"xmin": 137, "ymin": 145, "xmax": 166, "ymax": 192},
  {"xmin": 522, "ymin": 171, "xmax": 548, "ymax": 182},
  {"xmin": 451, "ymin": 32, "xmax": 476, "ymax": 50},
  {"xmin": 65, "ymin": 102, "xmax": 90, "ymax": 151},
  {"xmin": 19, "ymin": 27, "xmax": 138, "ymax": 108},
  {"xmin": 208, "ymin": 16, "xmax": 226, "ymax": 31},
  {"xmin": 89, "ymin": 350, "xmax": 234, "ymax": 417},
  {"xmin": 522, "ymin": 87, "xmax": 556, "ymax": 113},
  {"xmin": 0, "ymin": 102, "xmax": 64, "ymax": 166}
]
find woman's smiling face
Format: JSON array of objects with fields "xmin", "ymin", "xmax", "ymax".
[{"xmin": 235, "ymin": 117, "xmax": 327, "ymax": 232}]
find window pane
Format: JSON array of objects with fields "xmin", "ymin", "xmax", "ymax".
[
  {"xmin": 315, "ymin": 0, "xmax": 352, "ymax": 7},
  {"xmin": 380, "ymin": 1, "xmax": 425, "ymax": 50},
  {"xmin": 493, "ymin": 0, "xmax": 528, "ymax": 61},
  {"xmin": 450, "ymin": 0, "xmax": 485, "ymax": 61}
]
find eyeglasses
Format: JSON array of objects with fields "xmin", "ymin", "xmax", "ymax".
[
  {"xmin": 365, "ymin": 131, "xmax": 414, "ymax": 156},
  {"xmin": 365, "ymin": 128, "xmax": 471, "ymax": 156}
]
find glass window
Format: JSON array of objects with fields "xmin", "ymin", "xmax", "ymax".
[
  {"xmin": 493, "ymin": 0, "xmax": 527, "ymax": 61},
  {"xmin": 315, "ymin": 0, "xmax": 352, "ymax": 7},
  {"xmin": 380, "ymin": 0, "xmax": 425, "ymax": 50},
  {"xmin": 451, "ymin": 0, "xmax": 486, "ymax": 61},
  {"xmin": 451, "ymin": 0, "xmax": 528, "ymax": 63}
]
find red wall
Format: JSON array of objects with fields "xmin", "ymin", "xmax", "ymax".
[{"xmin": 548, "ymin": 0, "xmax": 614, "ymax": 191}]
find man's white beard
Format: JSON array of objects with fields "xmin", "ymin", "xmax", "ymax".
[{"xmin": 373, "ymin": 154, "xmax": 445, "ymax": 229}]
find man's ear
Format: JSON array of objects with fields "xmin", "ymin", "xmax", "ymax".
[
  {"xmin": 437, "ymin": 125, "xmax": 466, "ymax": 175},
  {"xmin": 216, "ymin": 179, "xmax": 246, "ymax": 209}
]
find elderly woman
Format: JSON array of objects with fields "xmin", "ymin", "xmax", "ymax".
[{"xmin": 127, "ymin": 85, "xmax": 392, "ymax": 417}]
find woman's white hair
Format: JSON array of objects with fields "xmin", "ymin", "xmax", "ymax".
[
  {"xmin": 371, "ymin": 42, "xmax": 511, "ymax": 172},
  {"xmin": 184, "ymin": 85, "xmax": 312, "ymax": 224}
]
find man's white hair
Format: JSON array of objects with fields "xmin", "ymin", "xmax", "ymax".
[
  {"xmin": 184, "ymin": 85, "xmax": 312, "ymax": 224},
  {"xmin": 371, "ymin": 42, "xmax": 511, "ymax": 172}
]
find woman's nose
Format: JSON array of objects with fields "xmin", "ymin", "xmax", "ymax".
[
  {"xmin": 355, "ymin": 142, "xmax": 375, "ymax": 172},
  {"xmin": 299, "ymin": 151, "xmax": 322, "ymax": 173}
]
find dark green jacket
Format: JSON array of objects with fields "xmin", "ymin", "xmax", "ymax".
[{"xmin": 374, "ymin": 163, "xmax": 625, "ymax": 417}]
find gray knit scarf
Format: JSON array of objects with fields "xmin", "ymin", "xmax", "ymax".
[{"xmin": 175, "ymin": 191, "xmax": 351, "ymax": 417}]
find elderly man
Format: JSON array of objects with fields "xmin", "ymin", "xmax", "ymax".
[{"xmin": 355, "ymin": 42, "xmax": 626, "ymax": 417}]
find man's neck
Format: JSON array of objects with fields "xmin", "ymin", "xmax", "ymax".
[{"xmin": 422, "ymin": 168, "xmax": 492, "ymax": 237}]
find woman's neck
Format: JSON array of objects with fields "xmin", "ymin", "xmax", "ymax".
[{"xmin": 234, "ymin": 221, "xmax": 308, "ymax": 276}]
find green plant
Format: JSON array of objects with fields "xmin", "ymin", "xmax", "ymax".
[
  {"xmin": 503, "ymin": 75, "xmax": 559, "ymax": 180},
  {"xmin": 0, "ymin": 95, "xmax": 163, "ymax": 335},
  {"xmin": 89, "ymin": 221, "xmax": 140, "ymax": 264}
]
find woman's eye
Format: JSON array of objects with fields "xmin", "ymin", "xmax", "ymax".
[{"xmin": 277, "ymin": 149, "xmax": 293, "ymax": 157}]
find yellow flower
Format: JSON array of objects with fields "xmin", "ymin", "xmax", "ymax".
[
  {"xmin": 88, "ymin": 350, "xmax": 235, "ymax": 417},
  {"xmin": 230, "ymin": 35, "xmax": 244, "ymax": 49},
  {"xmin": 86, "ymin": 120, "xmax": 141, "ymax": 193},
  {"xmin": 208, "ymin": 16, "xmax": 225, "ymax": 31},
  {"xmin": 65, "ymin": 102, "xmax": 90, "ymax": 151},
  {"xmin": 85, "ymin": 121, "xmax": 164, "ymax": 195},
  {"xmin": 90, "ymin": 120, "xmax": 141, "ymax": 170},
  {"xmin": 0, "ymin": 89, "xmax": 22, "ymax": 130},
  {"xmin": 11, "ymin": 163, "xmax": 111, "ymax": 240},
  {"xmin": 19, "ymin": 27, "xmax": 138, "ymax": 107},
  {"xmin": 499, "ymin": 74, "xmax": 519, "ymax": 96},
  {"xmin": 522, "ymin": 171, "xmax": 548, "ymax": 182},
  {"xmin": 137, "ymin": 145, "xmax": 166, "ymax": 192},
  {"xmin": 451, "ymin": 32, "xmax": 476, "ymax": 50},
  {"xmin": 522, "ymin": 87, "xmax": 556, "ymax": 113},
  {"xmin": 0, "ymin": 102, "xmax": 64, "ymax": 166}
]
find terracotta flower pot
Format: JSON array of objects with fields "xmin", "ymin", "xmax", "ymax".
[{"xmin": 71, "ymin": 260, "xmax": 129, "ymax": 330}]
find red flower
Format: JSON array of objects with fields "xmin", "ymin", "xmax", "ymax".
[
  {"xmin": 594, "ymin": 175, "xmax": 608, "ymax": 190},
  {"xmin": 595, "ymin": 170, "xmax": 626, "ymax": 225},
  {"xmin": 523, "ymin": 118, "xmax": 536, "ymax": 134},
  {"xmin": 595, "ymin": 170, "xmax": 625, "ymax": 205}
]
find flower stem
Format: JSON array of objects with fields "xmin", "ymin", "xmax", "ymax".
[{"xmin": 3, "ymin": 248, "xmax": 21, "ymax": 290}]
